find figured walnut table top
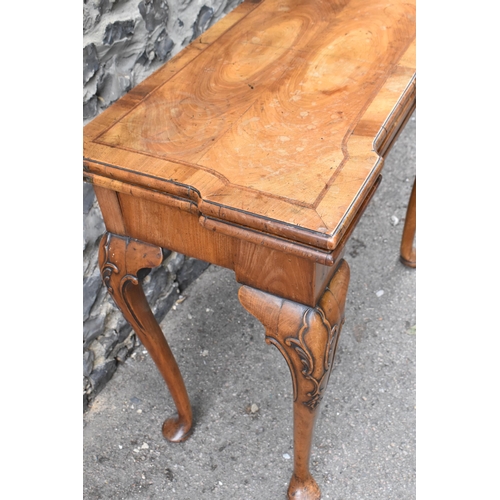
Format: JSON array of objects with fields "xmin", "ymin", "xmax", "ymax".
[{"xmin": 84, "ymin": 0, "xmax": 416, "ymax": 252}]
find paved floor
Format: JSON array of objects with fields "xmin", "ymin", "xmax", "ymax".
[{"xmin": 83, "ymin": 114, "xmax": 416, "ymax": 500}]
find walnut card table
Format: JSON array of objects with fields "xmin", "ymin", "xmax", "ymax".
[{"xmin": 83, "ymin": 0, "xmax": 416, "ymax": 498}]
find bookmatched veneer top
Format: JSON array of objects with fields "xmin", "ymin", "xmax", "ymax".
[{"xmin": 84, "ymin": 0, "xmax": 416, "ymax": 251}]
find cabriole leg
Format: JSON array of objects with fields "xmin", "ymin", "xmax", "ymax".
[
  {"xmin": 98, "ymin": 232, "xmax": 193, "ymax": 442},
  {"xmin": 239, "ymin": 260, "xmax": 350, "ymax": 500}
]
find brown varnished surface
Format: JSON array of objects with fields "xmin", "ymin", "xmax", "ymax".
[
  {"xmin": 84, "ymin": 0, "xmax": 415, "ymax": 251},
  {"xmin": 400, "ymin": 178, "xmax": 416, "ymax": 267},
  {"xmin": 86, "ymin": 4, "xmax": 415, "ymax": 495},
  {"xmin": 86, "ymin": 173, "xmax": 380, "ymax": 305},
  {"xmin": 113, "ymin": 191, "xmax": 333, "ymax": 305},
  {"xmin": 239, "ymin": 259, "xmax": 350, "ymax": 499},
  {"xmin": 98, "ymin": 234, "xmax": 193, "ymax": 442}
]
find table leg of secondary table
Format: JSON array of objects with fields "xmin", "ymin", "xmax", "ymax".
[{"xmin": 400, "ymin": 178, "xmax": 416, "ymax": 268}]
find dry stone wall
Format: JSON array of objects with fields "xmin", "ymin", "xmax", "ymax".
[
  {"xmin": 83, "ymin": 0, "xmax": 243, "ymax": 411},
  {"xmin": 83, "ymin": 0, "xmax": 242, "ymax": 121}
]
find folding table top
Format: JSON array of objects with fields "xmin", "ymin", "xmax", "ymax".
[{"xmin": 84, "ymin": 0, "xmax": 416, "ymax": 252}]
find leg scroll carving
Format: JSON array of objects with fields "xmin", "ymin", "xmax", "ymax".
[
  {"xmin": 98, "ymin": 232, "xmax": 193, "ymax": 442},
  {"xmin": 239, "ymin": 259, "xmax": 350, "ymax": 500}
]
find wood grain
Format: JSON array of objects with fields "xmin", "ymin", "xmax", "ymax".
[
  {"xmin": 84, "ymin": 0, "xmax": 416, "ymax": 251},
  {"xmin": 98, "ymin": 233, "xmax": 193, "ymax": 442},
  {"xmin": 85, "ymin": 172, "xmax": 380, "ymax": 305},
  {"xmin": 239, "ymin": 259, "xmax": 350, "ymax": 500},
  {"xmin": 84, "ymin": 2, "xmax": 416, "ymax": 497}
]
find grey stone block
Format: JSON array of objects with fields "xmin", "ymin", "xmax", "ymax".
[
  {"xmin": 83, "ymin": 350, "xmax": 95, "ymax": 378},
  {"xmin": 154, "ymin": 29, "xmax": 174, "ymax": 61},
  {"xmin": 192, "ymin": 5, "xmax": 214, "ymax": 40},
  {"xmin": 83, "ymin": 268, "xmax": 103, "ymax": 322},
  {"xmin": 96, "ymin": 56, "xmax": 133, "ymax": 107},
  {"xmin": 177, "ymin": 258, "xmax": 210, "ymax": 292},
  {"xmin": 83, "ymin": 96, "xmax": 99, "ymax": 121},
  {"xmin": 83, "ymin": 43, "xmax": 100, "ymax": 85},
  {"xmin": 103, "ymin": 19, "xmax": 136, "ymax": 45},
  {"xmin": 116, "ymin": 316, "xmax": 133, "ymax": 341},
  {"xmin": 113, "ymin": 345, "xmax": 131, "ymax": 364},
  {"xmin": 151, "ymin": 282, "xmax": 179, "ymax": 320},
  {"xmin": 99, "ymin": 0, "xmax": 116, "ymax": 16},
  {"xmin": 83, "ymin": 183, "xmax": 95, "ymax": 215},
  {"xmin": 165, "ymin": 251, "xmax": 184, "ymax": 273},
  {"xmin": 139, "ymin": 0, "xmax": 169, "ymax": 32},
  {"xmin": 83, "ymin": 3, "xmax": 101, "ymax": 34},
  {"xmin": 143, "ymin": 265, "xmax": 173, "ymax": 305},
  {"xmin": 89, "ymin": 358, "xmax": 118, "ymax": 395},
  {"xmin": 83, "ymin": 202, "xmax": 105, "ymax": 252},
  {"xmin": 84, "ymin": 313, "xmax": 107, "ymax": 348},
  {"xmin": 100, "ymin": 332, "xmax": 120, "ymax": 358},
  {"xmin": 110, "ymin": 332, "xmax": 136, "ymax": 363}
]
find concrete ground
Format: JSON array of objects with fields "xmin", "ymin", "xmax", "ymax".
[{"xmin": 83, "ymin": 113, "xmax": 416, "ymax": 500}]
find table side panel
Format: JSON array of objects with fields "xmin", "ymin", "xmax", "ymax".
[{"xmin": 116, "ymin": 191, "xmax": 335, "ymax": 305}]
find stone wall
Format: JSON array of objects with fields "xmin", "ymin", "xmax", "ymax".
[
  {"xmin": 83, "ymin": 0, "xmax": 243, "ymax": 122},
  {"xmin": 83, "ymin": 0, "xmax": 243, "ymax": 411}
]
